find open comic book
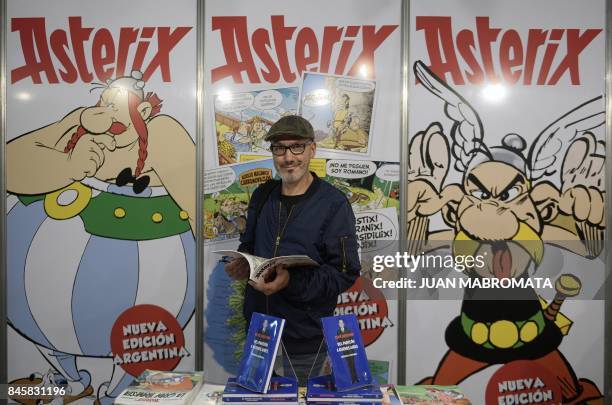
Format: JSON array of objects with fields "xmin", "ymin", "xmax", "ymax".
[{"xmin": 213, "ymin": 250, "xmax": 318, "ymax": 282}]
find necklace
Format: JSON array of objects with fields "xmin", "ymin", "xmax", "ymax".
[{"xmin": 273, "ymin": 201, "xmax": 295, "ymax": 257}]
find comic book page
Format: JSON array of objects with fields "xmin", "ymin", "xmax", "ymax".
[
  {"xmin": 310, "ymin": 159, "xmax": 399, "ymax": 215},
  {"xmin": 204, "ymin": 160, "xmax": 276, "ymax": 243},
  {"xmin": 214, "ymin": 87, "xmax": 299, "ymax": 166},
  {"xmin": 299, "ymin": 73, "xmax": 376, "ymax": 156}
]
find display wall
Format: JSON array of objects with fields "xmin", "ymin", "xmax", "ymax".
[
  {"xmin": 5, "ymin": 1, "xmax": 197, "ymax": 403},
  {"xmin": 202, "ymin": 0, "xmax": 402, "ymax": 384},
  {"xmin": 1, "ymin": 0, "xmax": 611, "ymax": 404},
  {"xmin": 406, "ymin": 0, "xmax": 608, "ymax": 403}
]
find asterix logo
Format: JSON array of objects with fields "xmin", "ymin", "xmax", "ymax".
[
  {"xmin": 211, "ymin": 16, "xmax": 398, "ymax": 84},
  {"xmin": 416, "ymin": 16, "xmax": 602, "ymax": 85},
  {"xmin": 11, "ymin": 17, "xmax": 192, "ymax": 84}
]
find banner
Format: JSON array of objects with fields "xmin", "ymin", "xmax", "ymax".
[
  {"xmin": 406, "ymin": 0, "xmax": 606, "ymax": 403},
  {"xmin": 6, "ymin": 1, "xmax": 197, "ymax": 403},
  {"xmin": 203, "ymin": 0, "xmax": 401, "ymax": 384}
]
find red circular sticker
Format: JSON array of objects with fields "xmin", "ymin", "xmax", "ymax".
[
  {"xmin": 334, "ymin": 277, "xmax": 393, "ymax": 346},
  {"xmin": 485, "ymin": 360, "xmax": 561, "ymax": 405},
  {"xmin": 110, "ymin": 304, "xmax": 188, "ymax": 377}
]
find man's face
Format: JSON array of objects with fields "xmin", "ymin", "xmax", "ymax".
[
  {"xmin": 80, "ymin": 87, "xmax": 149, "ymax": 148},
  {"xmin": 338, "ymin": 319, "xmax": 345, "ymax": 329},
  {"xmin": 271, "ymin": 137, "xmax": 315, "ymax": 186}
]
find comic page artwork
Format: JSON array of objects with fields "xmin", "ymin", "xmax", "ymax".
[
  {"xmin": 204, "ymin": 160, "xmax": 276, "ymax": 243},
  {"xmin": 214, "ymin": 88, "xmax": 299, "ymax": 166},
  {"xmin": 317, "ymin": 159, "xmax": 399, "ymax": 215},
  {"xmin": 299, "ymin": 73, "xmax": 376, "ymax": 155}
]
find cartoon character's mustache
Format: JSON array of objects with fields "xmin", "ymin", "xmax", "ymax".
[
  {"xmin": 108, "ymin": 122, "xmax": 128, "ymax": 135},
  {"xmin": 453, "ymin": 222, "xmax": 544, "ymax": 266}
]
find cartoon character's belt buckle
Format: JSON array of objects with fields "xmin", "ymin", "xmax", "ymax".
[{"xmin": 44, "ymin": 182, "xmax": 92, "ymax": 219}]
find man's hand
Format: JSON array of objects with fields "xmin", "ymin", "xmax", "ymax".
[
  {"xmin": 248, "ymin": 265, "xmax": 290, "ymax": 296},
  {"xmin": 67, "ymin": 134, "xmax": 116, "ymax": 179},
  {"xmin": 224, "ymin": 257, "xmax": 250, "ymax": 280}
]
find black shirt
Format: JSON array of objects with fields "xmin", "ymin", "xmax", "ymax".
[{"xmin": 279, "ymin": 193, "xmax": 307, "ymax": 211}]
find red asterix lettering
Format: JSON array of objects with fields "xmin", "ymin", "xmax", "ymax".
[
  {"xmin": 11, "ymin": 17, "xmax": 192, "ymax": 84},
  {"xmin": 416, "ymin": 16, "xmax": 602, "ymax": 86},
  {"xmin": 210, "ymin": 16, "xmax": 398, "ymax": 84}
]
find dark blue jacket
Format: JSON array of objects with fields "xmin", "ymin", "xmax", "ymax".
[{"xmin": 238, "ymin": 173, "xmax": 360, "ymax": 354}]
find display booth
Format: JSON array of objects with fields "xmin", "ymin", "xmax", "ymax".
[{"xmin": 1, "ymin": 0, "xmax": 610, "ymax": 404}]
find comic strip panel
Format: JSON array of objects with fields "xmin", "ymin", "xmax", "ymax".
[
  {"xmin": 299, "ymin": 73, "xmax": 376, "ymax": 155},
  {"xmin": 204, "ymin": 160, "xmax": 276, "ymax": 243},
  {"xmin": 214, "ymin": 88, "xmax": 299, "ymax": 166}
]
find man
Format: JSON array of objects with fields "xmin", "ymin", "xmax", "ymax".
[
  {"xmin": 336, "ymin": 319, "xmax": 359, "ymax": 384},
  {"xmin": 225, "ymin": 115, "xmax": 360, "ymax": 385}
]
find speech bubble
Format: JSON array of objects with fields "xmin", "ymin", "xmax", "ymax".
[
  {"xmin": 215, "ymin": 92, "xmax": 254, "ymax": 113},
  {"xmin": 326, "ymin": 160, "xmax": 377, "ymax": 179},
  {"xmin": 376, "ymin": 164, "xmax": 400, "ymax": 182},
  {"xmin": 355, "ymin": 208, "xmax": 399, "ymax": 252},
  {"xmin": 254, "ymin": 90, "xmax": 283, "ymax": 110},
  {"xmin": 336, "ymin": 78, "xmax": 375, "ymax": 93},
  {"xmin": 302, "ymin": 89, "xmax": 331, "ymax": 107},
  {"xmin": 205, "ymin": 167, "xmax": 236, "ymax": 194}
]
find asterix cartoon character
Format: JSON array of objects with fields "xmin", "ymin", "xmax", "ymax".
[
  {"xmin": 6, "ymin": 71, "xmax": 196, "ymax": 405},
  {"xmin": 407, "ymin": 61, "xmax": 605, "ymax": 403}
]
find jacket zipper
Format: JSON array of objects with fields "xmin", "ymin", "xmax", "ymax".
[{"xmin": 341, "ymin": 236, "xmax": 347, "ymax": 272}]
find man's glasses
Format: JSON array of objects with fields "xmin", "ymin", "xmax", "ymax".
[{"xmin": 269, "ymin": 142, "xmax": 312, "ymax": 156}]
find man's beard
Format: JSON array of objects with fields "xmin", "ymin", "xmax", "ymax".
[{"xmin": 276, "ymin": 161, "xmax": 308, "ymax": 185}]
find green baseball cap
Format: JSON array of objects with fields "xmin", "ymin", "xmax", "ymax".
[{"xmin": 264, "ymin": 115, "xmax": 314, "ymax": 141}]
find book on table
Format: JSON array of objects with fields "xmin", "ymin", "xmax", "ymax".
[
  {"xmin": 235, "ymin": 312, "xmax": 286, "ymax": 394},
  {"xmin": 115, "ymin": 370, "xmax": 204, "ymax": 405}
]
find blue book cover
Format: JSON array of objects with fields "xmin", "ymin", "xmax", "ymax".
[
  {"xmin": 306, "ymin": 375, "xmax": 381, "ymax": 401},
  {"xmin": 321, "ymin": 315, "xmax": 373, "ymax": 391},
  {"xmin": 236, "ymin": 312, "xmax": 286, "ymax": 393},
  {"xmin": 223, "ymin": 376, "xmax": 298, "ymax": 401}
]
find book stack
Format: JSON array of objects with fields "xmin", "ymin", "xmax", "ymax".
[
  {"xmin": 306, "ymin": 375, "xmax": 382, "ymax": 405},
  {"xmin": 115, "ymin": 370, "xmax": 204, "ymax": 405},
  {"xmin": 222, "ymin": 376, "xmax": 298, "ymax": 404},
  {"xmin": 306, "ymin": 315, "xmax": 382, "ymax": 405}
]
